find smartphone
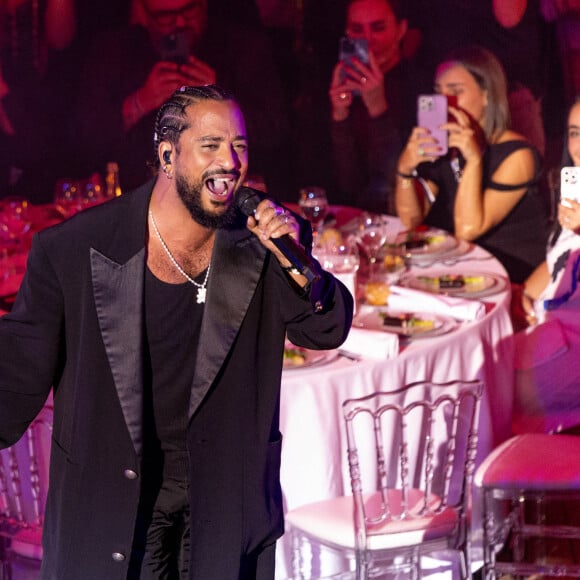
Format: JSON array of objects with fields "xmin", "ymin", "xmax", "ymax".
[
  {"xmin": 339, "ymin": 37, "xmax": 369, "ymax": 95},
  {"xmin": 159, "ymin": 31, "xmax": 190, "ymax": 65},
  {"xmin": 561, "ymin": 166, "xmax": 580, "ymax": 208},
  {"xmin": 417, "ymin": 94, "xmax": 450, "ymax": 156}
]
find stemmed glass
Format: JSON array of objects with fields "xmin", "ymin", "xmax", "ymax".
[
  {"xmin": 0, "ymin": 196, "xmax": 32, "ymax": 273},
  {"xmin": 80, "ymin": 174, "xmax": 105, "ymax": 210},
  {"xmin": 355, "ymin": 213, "xmax": 389, "ymax": 279},
  {"xmin": 54, "ymin": 178, "xmax": 82, "ymax": 219},
  {"xmin": 298, "ymin": 186, "xmax": 328, "ymax": 240}
]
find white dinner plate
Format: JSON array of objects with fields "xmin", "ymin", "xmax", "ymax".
[
  {"xmin": 283, "ymin": 347, "xmax": 339, "ymax": 371},
  {"xmin": 353, "ymin": 309, "xmax": 457, "ymax": 339},
  {"xmin": 393, "ymin": 228, "xmax": 458, "ymax": 259},
  {"xmin": 407, "ymin": 238, "xmax": 474, "ymax": 266},
  {"xmin": 400, "ymin": 272, "xmax": 508, "ymax": 299}
]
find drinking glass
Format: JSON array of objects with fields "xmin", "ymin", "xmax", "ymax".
[
  {"xmin": 298, "ymin": 186, "xmax": 328, "ymax": 239},
  {"xmin": 355, "ymin": 213, "xmax": 389, "ymax": 279},
  {"xmin": 80, "ymin": 174, "xmax": 105, "ymax": 209},
  {"xmin": 54, "ymin": 178, "xmax": 82, "ymax": 218},
  {"xmin": 313, "ymin": 238, "xmax": 360, "ymax": 273},
  {"xmin": 312, "ymin": 237, "xmax": 360, "ymax": 312},
  {"xmin": 0, "ymin": 196, "xmax": 32, "ymax": 272}
]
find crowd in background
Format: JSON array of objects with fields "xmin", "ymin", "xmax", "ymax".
[{"xmin": 0, "ymin": 0, "xmax": 576, "ymax": 210}]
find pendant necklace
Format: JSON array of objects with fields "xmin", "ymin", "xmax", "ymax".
[{"xmin": 149, "ymin": 209, "xmax": 210, "ymax": 304}]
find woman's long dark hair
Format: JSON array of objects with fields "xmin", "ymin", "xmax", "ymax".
[{"xmin": 549, "ymin": 97, "xmax": 580, "ymax": 246}]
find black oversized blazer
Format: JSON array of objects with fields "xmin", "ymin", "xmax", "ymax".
[{"xmin": 0, "ymin": 182, "xmax": 353, "ymax": 579}]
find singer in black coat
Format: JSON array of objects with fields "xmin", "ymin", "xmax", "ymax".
[{"xmin": 0, "ymin": 179, "xmax": 353, "ymax": 578}]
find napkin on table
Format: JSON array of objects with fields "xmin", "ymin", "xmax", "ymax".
[
  {"xmin": 341, "ymin": 327, "xmax": 399, "ymax": 361},
  {"xmin": 387, "ymin": 285, "xmax": 486, "ymax": 322}
]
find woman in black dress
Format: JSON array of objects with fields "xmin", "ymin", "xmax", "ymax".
[{"xmin": 395, "ymin": 45, "xmax": 548, "ymax": 283}]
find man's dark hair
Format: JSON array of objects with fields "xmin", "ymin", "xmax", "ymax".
[{"xmin": 152, "ymin": 84, "xmax": 235, "ymax": 167}]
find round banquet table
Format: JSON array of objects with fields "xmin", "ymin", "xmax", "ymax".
[
  {"xmin": 0, "ymin": 204, "xmax": 515, "ymax": 577},
  {"xmin": 275, "ymin": 217, "xmax": 515, "ymax": 579}
]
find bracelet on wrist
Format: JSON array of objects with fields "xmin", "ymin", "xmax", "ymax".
[{"xmin": 397, "ymin": 169, "xmax": 418, "ymax": 179}]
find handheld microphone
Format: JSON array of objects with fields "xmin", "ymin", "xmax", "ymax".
[{"xmin": 236, "ymin": 187, "xmax": 321, "ymax": 286}]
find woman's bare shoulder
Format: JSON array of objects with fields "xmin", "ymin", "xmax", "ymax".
[{"xmin": 495, "ymin": 129, "xmax": 528, "ymax": 144}]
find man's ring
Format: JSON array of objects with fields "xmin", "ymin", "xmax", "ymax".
[
  {"xmin": 284, "ymin": 215, "xmax": 290, "ymax": 224},
  {"xmin": 339, "ymin": 92, "xmax": 348, "ymax": 100},
  {"xmin": 360, "ymin": 76, "xmax": 367, "ymax": 84},
  {"xmin": 418, "ymin": 147, "xmax": 425, "ymax": 156}
]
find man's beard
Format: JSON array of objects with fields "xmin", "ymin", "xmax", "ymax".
[{"xmin": 175, "ymin": 173, "xmax": 238, "ymax": 229}]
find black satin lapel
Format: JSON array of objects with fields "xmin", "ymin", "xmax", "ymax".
[
  {"xmin": 91, "ymin": 247, "xmax": 145, "ymax": 456},
  {"xmin": 189, "ymin": 228, "xmax": 266, "ymax": 418}
]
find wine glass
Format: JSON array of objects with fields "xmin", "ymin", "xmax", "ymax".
[
  {"xmin": 0, "ymin": 196, "xmax": 32, "ymax": 272},
  {"xmin": 313, "ymin": 237, "xmax": 360, "ymax": 310},
  {"xmin": 313, "ymin": 235, "xmax": 360, "ymax": 274},
  {"xmin": 298, "ymin": 186, "xmax": 328, "ymax": 239},
  {"xmin": 355, "ymin": 213, "xmax": 389, "ymax": 279},
  {"xmin": 80, "ymin": 174, "xmax": 105, "ymax": 209},
  {"xmin": 54, "ymin": 178, "xmax": 82, "ymax": 218}
]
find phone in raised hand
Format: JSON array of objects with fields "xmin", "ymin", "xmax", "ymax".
[
  {"xmin": 417, "ymin": 94, "xmax": 451, "ymax": 156},
  {"xmin": 338, "ymin": 37, "xmax": 369, "ymax": 96},
  {"xmin": 561, "ymin": 166, "xmax": 580, "ymax": 208},
  {"xmin": 159, "ymin": 31, "xmax": 190, "ymax": 65}
]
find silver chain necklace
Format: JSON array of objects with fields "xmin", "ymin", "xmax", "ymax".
[{"xmin": 149, "ymin": 209, "xmax": 210, "ymax": 304}]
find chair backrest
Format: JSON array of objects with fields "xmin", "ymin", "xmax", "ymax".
[
  {"xmin": 0, "ymin": 407, "xmax": 53, "ymax": 534},
  {"xmin": 342, "ymin": 380, "xmax": 483, "ymax": 549}
]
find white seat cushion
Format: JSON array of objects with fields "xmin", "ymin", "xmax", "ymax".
[
  {"xmin": 474, "ymin": 434, "xmax": 580, "ymax": 490},
  {"xmin": 286, "ymin": 489, "xmax": 458, "ymax": 550},
  {"xmin": 9, "ymin": 526, "xmax": 43, "ymax": 560}
]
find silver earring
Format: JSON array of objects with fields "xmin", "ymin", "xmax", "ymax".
[{"xmin": 162, "ymin": 165, "xmax": 173, "ymax": 179}]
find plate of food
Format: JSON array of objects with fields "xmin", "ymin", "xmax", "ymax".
[
  {"xmin": 400, "ymin": 272, "xmax": 508, "ymax": 299},
  {"xmin": 283, "ymin": 344, "xmax": 338, "ymax": 371},
  {"xmin": 392, "ymin": 228, "xmax": 458, "ymax": 260},
  {"xmin": 353, "ymin": 309, "xmax": 456, "ymax": 339}
]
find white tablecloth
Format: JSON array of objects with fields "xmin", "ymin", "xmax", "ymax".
[
  {"xmin": 275, "ymin": 227, "xmax": 514, "ymax": 579},
  {"xmin": 1, "ymin": 208, "xmax": 514, "ymax": 577}
]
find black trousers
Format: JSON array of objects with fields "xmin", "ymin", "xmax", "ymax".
[
  {"xmin": 128, "ymin": 478, "xmax": 190, "ymax": 579},
  {"xmin": 127, "ymin": 477, "xmax": 277, "ymax": 579}
]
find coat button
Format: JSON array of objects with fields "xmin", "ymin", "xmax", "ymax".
[
  {"xmin": 112, "ymin": 552, "xmax": 126, "ymax": 562},
  {"xmin": 124, "ymin": 469, "xmax": 138, "ymax": 480}
]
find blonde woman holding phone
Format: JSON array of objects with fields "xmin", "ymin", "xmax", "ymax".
[{"xmin": 395, "ymin": 45, "xmax": 548, "ymax": 283}]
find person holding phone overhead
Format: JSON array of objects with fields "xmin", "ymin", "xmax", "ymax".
[
  {"xmin": 328, "ymin": 0, "xmax": 428, "ymax": 214},
  {"xmin": 73, "ymin": 0, "xmax": 290, "ymax": 196},
  {"xmin": 395, "ymin": 44, "xmax": 548, "ymax": 283}
]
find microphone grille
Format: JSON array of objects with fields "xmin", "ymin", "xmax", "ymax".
[{"xmin": 235, "ymin": 186, "xmax": 261, "ymax": 217}]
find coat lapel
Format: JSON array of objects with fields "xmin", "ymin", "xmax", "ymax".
[
  {"xmin": 91, "ymin": 248, "xmax": 145, "ymax": 456},
  {"xmin": 90, "ymin": 185, "xmax": 151, "ymax": 456},
  {"xmin": 87, "ymin": 184, "xmax": 267, "ymax": 439},
  {"xmin": 189, "ymin": 224, "xmax": 266, "ymax": 418}
]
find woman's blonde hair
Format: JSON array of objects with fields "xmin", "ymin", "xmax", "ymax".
[{"xmin": 438, "ymin": 45, "xmax": 510, "ymax": 142}]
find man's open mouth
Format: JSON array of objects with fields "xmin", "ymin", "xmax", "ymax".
[{"xmin": 205, "ymin": 176, "xmax": 237, "ymax": 197}]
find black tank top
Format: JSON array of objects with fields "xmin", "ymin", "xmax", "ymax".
[{"xmin": 142, "ymin": 267, "xmax": 206, "ymax": 482}]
